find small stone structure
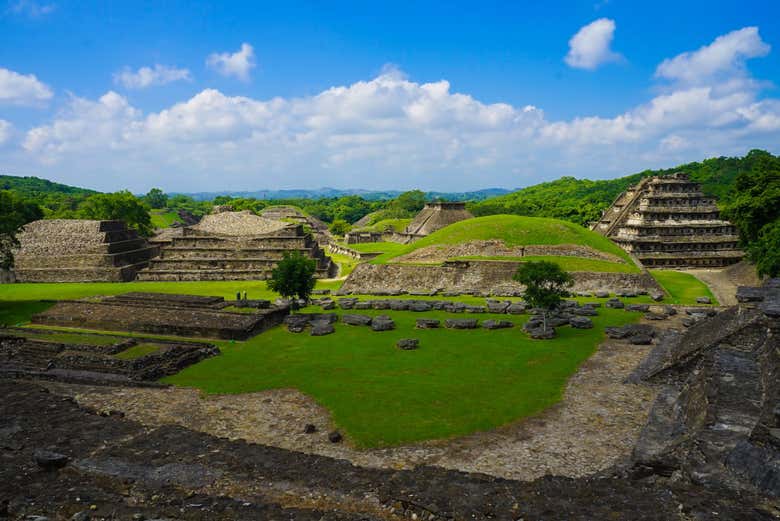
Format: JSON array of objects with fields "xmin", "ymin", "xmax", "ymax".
[
  {"xmin": 592, "ymin": 173, "xmax": 743, "ymax": 268},
  {"xmin": 0, "ymin": 331, "xmax": 219, "ymax": 386},
  {"xmin": 140, "ymin": 209, "xmax": 336, "ymax": 281},
  {"xmin": 13, "ymin": 219, "xmax": 159, "ymax": 282},
  {"xmin": 345, "ymin": 202, "xmax": 473, "ymax": 245},
  {"xmin": 261, "ymin": 205, "xmax": 332, "ymax": 245},
  {"xmin": 32, "ymin": 292, "xmax": 289, "ymax": 340},
  {"xmin": 340, "ymin": 260, "xmax": 663, "ymax": 296}
]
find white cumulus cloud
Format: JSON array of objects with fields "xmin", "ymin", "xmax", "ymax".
[
  {"xmin": 565, "ymin": 18, "xmax": 622, "ymax": 70},
  {"xmin": 656, "ymin": 27, "xmax": 770, "ymax": 85},
  {"xmin": 0, "ymin": 67, "xmax": 53, "ymax": 106},
  {"xmin": 113, "ymin": 64, "xmax": 192, "ymax": 89},
  {"xmin": 5, "ymin": 28, "xmax": 780, "ymax": 191},
  {"xmin": 206, "ymin": 43, "xmax": 256, "ymax": 81},
  {"xmin": 0, "ymin": 119, "xmax": 13, "ymax": 145}
]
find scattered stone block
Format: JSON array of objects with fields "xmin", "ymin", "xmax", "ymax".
[
  {"xmin": 685, "ymin": 307, "xmax": 717, "ymax": 317},
  {"xmin": 328, "ymin": 431, "xmax": 343, "ymax": 443},
  {"xmin": 696, "ymin": 296, "xmax": 712, "ymax": 304},
  {"xmin": 310, "ymin": 321, "xmax": 334, "ymax": 336},
  {"xmin": 528, "ymin": 326, "xmax": 556, "ymax": 339},
  {"xmin": 337, "ymin": 298, "xmax": 358, "ymax": 310},
  {"xmin": 629, "ymin": 334, "xmax": 654, "ymax": 345},
  {"xmin": 372, "ymin": 300, "xmax": 391, "ymax": 310},
  {"xmin": 606, "ymin": 298, "xmax": 625, "ymax": 309},
  {"xmin": 650, "ymin": 291, "xmax": 665, "ymax": 302},
  {"xmin": 595, "ymin": 291, "xmax": 610, "ymax": 298},
  {"xmin": 569, "ymin": 316, "xmax": 593, "ymax": 329},
  {"xmin": 464, "ymin": 305, "xmax": 486, "ymax": 313},
  {"xmin": 397, "ymin": 338, "xmax": 419, "ymax": 350},
  {"xmin": 444, "ymin": 318, "xmax": 478, "ymax": 329},
  {"xmin": 605, "ymin": 324, "xmax": 656, "ymax": 340},
  {"xmin": 486, "ymin": 300, "xmax": 510, "ymax": 313},
  {"xmin": 626, "ymin": 304, "xmax": 650, "ymax": 312},
  {"xmin": 33, "ymin": 449, "xmax": 69, "ymax": 470},
  {"xmin": 572, "ymin": 306, "xmax": 598, "ymax": 316},
  {"xmin": 506, "ymin": 302, "xmax": 527, "ymax": 314},
  {"xmin": 409, "ymin": 302, "xmax": 432, "ymax": 312},
  {"xmin": 303, "ymin": 424, "xmax": 317, "ymax": 434},
  {"xmin": 371, "ymin": 316, "xmax": 395, "ymax": 331},
  {"xmin": 320, "ymin": 300, "xmax": 335, "ymax": 310},
  {"xmin": 415, "ymin": 318, "xmax": 440, "ymax": 329},
  {"xmin": 311, "ymin": 289, "xmax": 331, "ymax": 295},
  {"xmin": 285, "ymin": 314, "xmax": 310, "ymax": 333},
  {"xmin": 644, "ymin": 312, "xmax": 668, "ymax": 321},
  {"xmin": 681, "ymin": 317, "xmax": 698, "ymax": 327},
  {"xmin": 736, "ymin": 286, "xmax": 765, "ymax": 303},
  {"xmin": 342, "ymin": 314, "xmax": 372, "ymax": 326},
  {"xmin": 389, "ymin": 300, "xmax": 410, "ymax": 311},
  {"xmin": 354, "ymin": 301, "xmax": 372, "ymax": 310},
  {"xmin": 481, "ymin": 319, "xmax": 514, "ymax": 329}
]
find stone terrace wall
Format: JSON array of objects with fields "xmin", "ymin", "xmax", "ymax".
[{"xmin": 340, "ymin": 261, "xmax": 662, "ymax": 295}]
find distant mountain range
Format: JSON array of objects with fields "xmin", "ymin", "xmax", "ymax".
[{"xmin": 173, "ymin": 187, "xmax": 513, "ymax": 201}]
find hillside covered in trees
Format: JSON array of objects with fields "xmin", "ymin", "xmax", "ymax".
[{"xmin": 468, "ymin": 149, "xmax": 776, "ymax": 227}]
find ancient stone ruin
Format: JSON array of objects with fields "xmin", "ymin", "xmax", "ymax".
[
  {"xmin": 592, "ymin": 173, "xmax": 743, "ymax": 268},
  {"xmin": 13, "ymin": 219, "xmax": 159, "ymax": 282},
  {"xmin": 139, "ymin": 209, "xmax": 336, "ymax": 281},
  {"xmin": 260, "ymin": 205, "xmax": 332, "ymax": 244},
  {"xmin": 345, "ymin": 201, "xmax": 474, "ymax": 244},
  {"xmin": 405, "ymin": 201, "xmax": 474, "ymax": 236},
  {"xmin": 32, "ymin": 292, "xmax": 289, "ymax": 340},
  {"xmin": 0, "ymin": 331, "xmax": 218, "ymax": 386}
]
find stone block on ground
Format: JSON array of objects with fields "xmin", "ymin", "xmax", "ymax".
[
  {"xmin": 595, "ymin": 290, "xmax": 610, "ymax": 298},
  {"xmin": 569, "ymin": 316, "xmax": 593, "ymax": 329},
  {"xmin": 629, "ymin": 334, "xmax": 654, "ymax": 345},
  {"xmin": 342, "ymin": 314, "xmax": 373, "ymax": 326},
  {"xmin": 33, "ymin": 449, "xmax": 69, "ymax": 470},
  {"xmin": 310, "ymin": 321, "xmax": 335, "ymax": 336},
  {"xmin": 372, "ymin": 300, "xmax": 391, "ymax": 310},
  {"xmin": 409, "ymin": 302, "xmax": 432, "ymax": 312},
  {"xmin": 650, "ymin": 291, "xmax": 665, "ymax": 302},
  {"xmin": 481, "ymin": 319, "xmax": 514, "ymax": 329},
  {"xmin": 696, "ymin": 296, "xmax": 712, "ymax": 304},
  {"xmin": 572, "ymin": 306, "xmax": 598, "ymax": 316},
  {"xmin": 415, "ymin": 318, "xmax": 440, "ymax": 329},
  {"xmin": 464, "ymin": 305, "xmax": 486, "ymax": 313},
  {"xmin": 486, "ymin": 300, "xmax": 510, "ymax": 313},
  {"xmin": 389, "ymin": 300, "xmax": 409, "ymax": 311},
  {"xmin": 397, "ymin": 338, "xmax": 419, "ymax": 350},
  {"xmin": 527, "ymin": 326, "xmax": 556, "ymax": 339},
  {"xmin": 371, "ymin": 316, "xmax": 395, "ymax": 331},
  {"xmin": 444, "ymin": 318, "xmax": 478, "ymax": 329},
  {"xmin": 626, "ymin": 304, "xmax": 650, "ymax": 312},
  {"xmin": 506, "ymin": 302, "xmax": 527, "ymax": 314},
  {"xmin": 606, "ymin": 298, "xmax": 625, "ymax": 309},
  {"xmin": 354, "ymin": 301, "xmax": 372, "ymax": 310}
]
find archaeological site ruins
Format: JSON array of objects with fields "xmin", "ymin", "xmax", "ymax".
[
  {"xmin": 592, "ymin": 173, "xmax": 744, "ymax": 268},
  {"xmin": 139, "ymin": 208, "xmax": 336, "ymax": 281},
  {"xmin": 13, "ymin": 219, "xmax": 159, "ymax": 282}
]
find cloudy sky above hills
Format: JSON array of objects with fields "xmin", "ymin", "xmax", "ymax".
[{"xmin": 1, "ymin": 1, "xmax": 779, "ymax": 192}]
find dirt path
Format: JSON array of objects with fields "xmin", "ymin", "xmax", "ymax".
[{"xmin": 54, "ymin": 319, "xmax": 665, "ymax": 482}]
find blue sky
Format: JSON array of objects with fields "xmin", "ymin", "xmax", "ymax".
[{"xmin": 1, "ymin": 0, "xmax": 779, "ymax": 192}]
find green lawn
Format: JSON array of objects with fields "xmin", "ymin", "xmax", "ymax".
[
  {"xmin": 150, "ymin": 209, "xmax": 183, "ymax": 229},
  {"xmin": 327, "ymin": 251, "xmax": 359, "ymax": 277},
  {"xmin": 650, "ymin": 270, "xmax": 718, "ymax": 305},
  {"xmin": 372, "ymin": 215, "xmax": 637, "ymax": 266},
  {"xmin": 115, "ymin": 343, "xmax": 162, "ymax": 360},
  {"xmin": 354, "ymin": 217, "xmax": 412, "ymax": 233},
  {"xmin": 165, "ymin": 305, "xmax": 641, "ymax": 447},
  {"xmin": 344, "ymin": 241, "xmax": 408, "ymax": 256}
]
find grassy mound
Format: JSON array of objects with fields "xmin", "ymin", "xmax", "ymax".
[
  {"xmin": 374, "ymin": 215, "xmax": 636, "ymax": 268},
  {"xmin": 650, "ymin": 270, "xmax": 718, "ymax": 305},
  {"xmin": 355, "ymin": 218, "xmax": 411, "ymax": 233}
]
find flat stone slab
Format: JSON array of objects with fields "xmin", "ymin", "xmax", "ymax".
[{"xmin": 444, "ymin": 319, "xmax": 478, "ymax": 329}]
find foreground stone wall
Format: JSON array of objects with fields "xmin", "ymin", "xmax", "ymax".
[{"xmin": 340, "ymin": 261, "xmax": 663, "ymax": 295}]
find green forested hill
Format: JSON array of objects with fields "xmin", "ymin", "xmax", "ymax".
[
  {"xmin": 0, "ymin": 175, "xmax": 97, "ymax": 197},
  {"xmin": 469, "ymin": 150, "xmax": 777, "ymax": 226}
]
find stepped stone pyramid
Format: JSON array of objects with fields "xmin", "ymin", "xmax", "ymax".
[
  {"xmin": 14, "ymin": 219, "xmax": 159, "ymax": 282},
  {"xmin": 139, "ymin": 209, "xmax": 336, "ymax": 281},
  {"xmin": 592, "ymin": 173, "xmax": 743, "ymax": 268},
  {"xmin": 405, "ymin": 202, "xmax": 474, "ymax": 236}
]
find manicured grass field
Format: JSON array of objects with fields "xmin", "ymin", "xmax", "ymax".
[
  {"xmin": 649, "ymin": 270, "xmax": 718, "ymax": 305},
  {"xmin": 344, "ymin": 241, "xmax": 408, "ymax": 256},
  {"xmin": 373, "ymin": 215, "xmax": 638, "ymax": 267},
  {"xmin": 355, "ymin": 217, "xmax": 412, "ymax": 233},
  {"xmin": 115, "ymin": 343, "xmax": 161, "ymax": 360},
  {"xmin": 165, "ymin": 305, "xmax": 641, "ymax": 447},
  {"xmin": 150, "ymin": 210, "xmax": 183, "ymax": 229}
]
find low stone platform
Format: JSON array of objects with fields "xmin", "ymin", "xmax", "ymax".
[
  {"xmin": 31, "ymin": 293, "xmax": 289, "ymax": 340},
  {"xmin": 0, "ymin": 332, "xmax": 219, "ymax": 386}
]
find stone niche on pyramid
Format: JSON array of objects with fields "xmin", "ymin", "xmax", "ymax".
[
  {"xmin": 139, "ymin": 209, "xmax": 336, "ymax": 281},
  {"xmin": 592, "ymin": 173, "xmax": 743, "ymax": 268},
  {"xmin": 14, "ymin": 219, "xmax": 159, "ymax": 282}
]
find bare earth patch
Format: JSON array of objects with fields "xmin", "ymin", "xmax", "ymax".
[
  {"xmin": 54, "ymin": 322, "xmax": 662, "ymax": 481},
  {"xmin": 393, "ymin": 240, "xmax": 625, "ymax": 264},
  {"xmin": 688, "ymin": 261, "xmax": 763, "ymax": 306}
]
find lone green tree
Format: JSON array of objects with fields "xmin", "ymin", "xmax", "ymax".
[
  {"xmin": 144, "ymin": 188, "xmax": 168, "ymax": 209},
  {"xmin": 329, "ymin": 218, "xmax": 351, "ymax": 236},
  {"xmin": 513, "ymin": 260, "xmax": 573, "ymax": 331},
  {"xmin": 267, "ymin": 251, "xmax": 317, "ymax": 310}
]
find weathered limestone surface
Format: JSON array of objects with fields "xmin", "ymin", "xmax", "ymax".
[
  {"xmin": 627, "ymin": 278, "xmax": 780, "ymax": 498},
  {"xmin": 14, "ymin": 219, "xmax": 158, "ymax": 282},
  {"xmin": 340, "ymin": 261, "xmax": 663, "ymax": 295},
  {"xmin": 140, "ymin": 210, "xmax": 336, "ymax": 281},
  {"xmin": 31, "ymin": 293, "xmax": 289, "ymax": 340},
  {"xmin": 593, "ymin": 173, "xmax": 743, "ymax": 268}
]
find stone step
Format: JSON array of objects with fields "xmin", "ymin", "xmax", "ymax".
[
  {"xmin": 137, "ymin": 267, "xmax": 332, "ymax": 281},
  {"xmin": 15, "ymin": 246, "xmax": 158, "ymax": 269},
  {"xmin": 160, "ymin": 247, "xmax": 317, "ymax": 260},
  {"xmin": 15, "ymin": 260, "xmax": 153, "ymax": 283},
  {"xmin": 171, "ymin": 236, "xmax": 310, "ymax": 249}
]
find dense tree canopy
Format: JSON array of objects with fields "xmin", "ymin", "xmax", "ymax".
[
  {"xmin": 78, "ymin": 191, "xmax": 153, "ymax": 236},
  {"xmin": 0, "ymin": 190, "xmax": 43, "ymax": 268},
  {"xmin": 144, "ymin": 188, "xmax": 168, "ymax": 209}
]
